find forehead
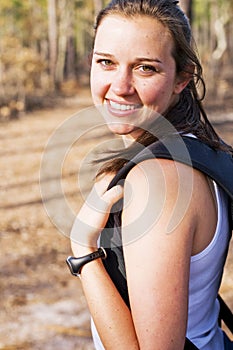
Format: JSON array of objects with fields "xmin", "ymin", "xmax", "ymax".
[{"xmin": 94, "ymin": 15, "xmax": 174, "ymax": 58}]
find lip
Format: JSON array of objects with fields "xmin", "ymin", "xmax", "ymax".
[{"xmin": 105, "ymin": 99, "xmax": 143, "ymax": 117}]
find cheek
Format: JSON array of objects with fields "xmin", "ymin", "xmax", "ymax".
[
  {"xmin": 91, "ymin": 74, "xmax": 102, "ymax": 100},
  {"xmin": 91, "ymin": 68, "xmax": 109, "ymax": 101},
  {"xmin": 139, "ymin": 80, "xmax": 175, "ymax": 109},
  {"xmin": 90, "ymin": 67, "xmax": 97, "ymax": 93},
  {"xmin": 140, "ymin": 84, "xmax": 165, "ymax": 106}
]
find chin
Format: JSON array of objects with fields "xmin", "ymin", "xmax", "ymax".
[
  {"xmin": 106, "ymin": 123, "xmax": 136, "ymax": 136},
  {"xmin": 107, "ymin": 124, "xmax": 143, "ymax": 141}
]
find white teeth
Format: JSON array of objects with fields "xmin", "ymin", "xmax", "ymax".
[{"xmin": 109, "ymin": 100, "xmax": 140, "ymax": 111}]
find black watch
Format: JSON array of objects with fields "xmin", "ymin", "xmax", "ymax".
[{"xmin": 66, "ymin": 247, "xmax": 107, "ymax": 277}]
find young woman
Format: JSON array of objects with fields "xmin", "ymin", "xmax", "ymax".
[{"xmin": 67, "ymin": 1, "xmax": 233, "ymax": 349}]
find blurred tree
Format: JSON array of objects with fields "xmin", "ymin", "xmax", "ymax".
[
  {"xmin": 193, "ymin": 0, "xmax": 233, "ymax": 103},
  {"xmin": 65, "ymin": 1, "xmax": 76, "ymax": 80},
  {"xmin": 93, "ymin": 0, "xmax": 104, "ymax": 16},
  {"xmin": 0, "ymin": 0, "xmax": 232, "ymax": 118},
  {"xmin": 0, "ymin": 0, "xmax": 49, "ymax": 118},
  {"xmin": 47, "ymin": 0, "xmax": 57, "ymax": 88}
]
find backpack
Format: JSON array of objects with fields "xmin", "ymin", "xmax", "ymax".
[{"xmin": 106, "ymin": 135, "xmax": 233, "ymax": 349}]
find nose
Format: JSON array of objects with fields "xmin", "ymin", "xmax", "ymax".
[{"xmin": 111, "ymin": 68, "xmax": 135, "ymax": 96}]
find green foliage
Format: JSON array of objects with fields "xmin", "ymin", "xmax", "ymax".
[
  {"xmin": 0, "ymin": 0, "xmax": 232, "ymax": 119},
  {"xmin": 0, "ymin": 0, "xmax": 49, "ymax": 119}
]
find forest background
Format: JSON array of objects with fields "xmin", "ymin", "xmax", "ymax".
[
  {"xmin": 0, "ymin": 0, "xmax": 233, "ymax": 118},
  {"xmin": 0, "ymin": 1, "xmax": 232, "ymax": 349}
]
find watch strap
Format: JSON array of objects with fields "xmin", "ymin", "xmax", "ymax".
[{"xmin": 66, "ymin": 247, "xmax": 107, "ymax": 276}]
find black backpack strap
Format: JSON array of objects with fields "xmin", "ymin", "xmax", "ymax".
[
  {"xmin": 108, "ymin": 135, "xmax": 233, "ymax": 227},
  {"xmin": 149, "ymin": 135, "xmax": 233, "ymax": 231},
  {"xmin": 230, "ymin": 200, "xmax": 233, "ymax": 231},
  {"xmin": 107, "ymin": 135, "xmax": 233, "ymax": 349},
  {"xmin": 184, "ymin": 338, "xmax": 199, "ymax": 350},
  {"xmin": 218, "ymin": 295, "xmax": 233, "ymax": 334}
]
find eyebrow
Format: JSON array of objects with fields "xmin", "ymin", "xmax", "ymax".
[
  {"xmin": 93, "ymin": 51, "xmax": 162, "ymax": 64},
  {"xmin": 94, "ymin": 51, "xmax": 114, "ymax": 58}
]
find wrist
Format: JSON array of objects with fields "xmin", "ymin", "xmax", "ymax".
[
  {"xmin": 71, "ymin": 240, "xmax": 98, "ymax": 258},
  {"xmin": 66, "ymin": 247, "xmax": 107, "ymax": 277}
]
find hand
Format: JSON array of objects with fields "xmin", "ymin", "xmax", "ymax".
[{"xmin": 70, "ymin": 174, "xmax": 123, "ymax": 255}]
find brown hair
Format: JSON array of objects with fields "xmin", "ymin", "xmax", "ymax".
[{"xmin": 93, "ymin": 0, "xmax": 232, "ymax": 175}]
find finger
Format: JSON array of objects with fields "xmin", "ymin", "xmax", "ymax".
[
  {"xmin": 94, "ymin": 173, "xmax": 116, "ymax": 195},
  {"xmin": 102, "ymin": 185, "xmax": 124, "ymax": 207}
]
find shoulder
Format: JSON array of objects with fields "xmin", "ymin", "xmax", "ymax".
[
  {"xmin": 125, "ymin": 158, "xmax": 194, "ymax": 202},
  {"xmin": 123, "ymin": 158, "xmax": 197, "ymax": 237},
  {"xmin": 125, "ymin": 157, "xmax": 210, "ymax": 199},
  {"xmin": 123, "ymin": 157, "xmax": 217, "ymax": 254}
]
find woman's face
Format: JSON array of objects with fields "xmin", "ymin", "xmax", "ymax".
[{"xmin": 91, "ymin": 15, "xmax": 187, "ymax": 139}]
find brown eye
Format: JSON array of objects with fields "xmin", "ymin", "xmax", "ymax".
[
  {"xmin": 139, "ymin": 65, "xmax": 157, "ymax": 73},
  {"xmin": 97, "ymin": 59, "xmax": 114, "ymax": 67}
]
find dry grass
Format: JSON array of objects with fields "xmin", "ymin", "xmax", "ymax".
[{"xmin": 0, "ymin": 90, "xmax": 232, "ymax": 348}]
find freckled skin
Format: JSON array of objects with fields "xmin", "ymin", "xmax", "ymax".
[
  {"xmin": 70, "ymin": 10, "xmax": 223, "ymax": 350},
  {"xmin": 91, "ymin": 15, "xmax": 185, "ymax": 139}
]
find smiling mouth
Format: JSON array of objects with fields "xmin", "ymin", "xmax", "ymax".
[{"xmin": 108, "ymin": 100, "xmax": 142, "ymax": 111}]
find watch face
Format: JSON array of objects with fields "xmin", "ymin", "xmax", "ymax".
[
  {"xmin": 66, "ymin": 257, "xmax": 78, "ymax": 275},
  {"xmin": 66, "ymin": 248, "xmax": 107, "ymax": 277}
]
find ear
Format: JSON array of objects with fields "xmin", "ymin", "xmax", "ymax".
[{"xmin": 174, "ymin": 65, "xmax": 194, "ymax": 94}]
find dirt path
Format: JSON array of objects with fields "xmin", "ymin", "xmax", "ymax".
[
  {"xmin": 0, "ymin": 90, "xmax": 233, "ymax": 349},
  {"xmin": 0, "ymin": 90, "xmax": 97, "ymax": 350}
]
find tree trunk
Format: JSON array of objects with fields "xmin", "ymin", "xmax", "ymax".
[
  {"xmin": 47, "ymin": 0, "xmax": 57, "ymax": 89},
  {"xmin": 65, "ymin": 0, "xmax": 76, "ymax": 80},
  {"xmin": 93, "ymin": 0, "xmax": 103, "ymax": 17}
]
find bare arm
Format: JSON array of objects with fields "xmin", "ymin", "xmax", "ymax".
[
  {"xmin": 122, "ymin": 159, "xmax": 196, "ymax": 349},
  {"xmin": 76, "ymin": 251, "xmax": 139, "ymax": 349},
  {"xmin": 70, "ymin": 174, "xmax": 140, "ymax": 349},
  {"xmin": 70, "ymin": 160, "xmax": 197, "ymax": 349}
]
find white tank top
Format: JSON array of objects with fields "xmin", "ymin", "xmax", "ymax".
[
  {"xmin": 187, "ymin": 182, "xmax": 230, "ymax": 349},
  {"xmin": 91, "ymin": 182, "xmax": 231, "ymax": 350}
]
